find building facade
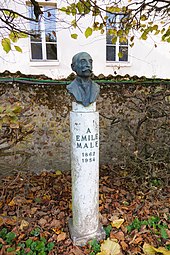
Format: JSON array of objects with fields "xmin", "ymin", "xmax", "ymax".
[{"xmin": 0, "ymin": 0, "xmax": 170, "ymax": 79}]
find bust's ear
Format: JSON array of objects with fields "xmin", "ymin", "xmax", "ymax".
[{"xmin": 71, "ymin": 63, "xmax": 75, "ymax": 72}]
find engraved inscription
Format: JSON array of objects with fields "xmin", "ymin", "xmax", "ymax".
[
  {"xmin": 76, "ymin": 128, "xmax": 98, "ymax": 149},
  {"xmin": 75, "ymin": 128, "xmax": 98, "ymax": 163},
  {"xmin": 82, "ymin": 152, "xmax": 96, "ymax": 163}
]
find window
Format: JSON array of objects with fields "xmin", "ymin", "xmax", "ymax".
[
  {"xmin": 29, "ymin": 3, "xmax": 57, "ymax": 61},
  {"xmin": 106, "ymin": 12, "xmax": 128, "ymax": 62}
]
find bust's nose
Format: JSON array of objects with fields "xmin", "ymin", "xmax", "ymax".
[{"xmin": 86, "ymin": 60, "xmax": 92, "ymax": 69}]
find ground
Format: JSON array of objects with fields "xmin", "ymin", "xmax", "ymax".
[{"xmin": 0, "ymin": 166, "xmax": 169, "ymax": 255}]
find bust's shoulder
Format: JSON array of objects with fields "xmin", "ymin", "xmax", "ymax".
[
  {"xmin": 67, "ymin": 79, "xmax": 78, "ymax": 90},
  {"xmin": 92, "ymin": 81, "xmax": 100, "ymax": 91}
]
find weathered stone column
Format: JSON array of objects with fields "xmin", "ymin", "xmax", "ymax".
[{"xmin": 68, "ymin": 102, "xmax": 105, "ymax": 246}]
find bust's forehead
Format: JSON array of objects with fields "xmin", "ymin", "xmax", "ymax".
[{"xmin": 77, "ymin": 52, "xmax": 92, "ymax": 61}]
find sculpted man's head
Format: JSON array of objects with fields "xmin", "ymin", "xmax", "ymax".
[
  {"xmin": 71, "ymin": 52, "xmax": 93, "ymax": 79},
  {"xmin": 67, "ymin": 52, "xmax": 100, "ymax": 107}
]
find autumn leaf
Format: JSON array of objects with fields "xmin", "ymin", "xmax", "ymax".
[
  {"xmin": 57, "ymin": 232, "xmax": 66, "ymax": 242},
  {"xmin": 0, "ymin": 201, "xmax": 3, "ymax": 209},
  {"xmin": 111, "ymin": 219, "xmax": 124, "ymax": 229},
  {"xmin": 71, "ymin": 33, "xmax": 78, "ymax": 39},
  {"xmin": 8, "ymin": 199, "xmax": 16, "ymax": 206},
  {"xmin": 85, "ymin": 27, "xmax": 93, "ymax": 38},
  {"xmin": 70, "ymin": 246, "xmax": 85, "ymax": 255},
  {"xmin": 52, "ymin": 228, "xmax": 61, "ymax": 235},
  {"xmin": 38, "ymin": 218, "xmax": 47, "ymax": 227},
  {"xmin": 1, "ymin": 38, "xmax": 11, "ymax": 53},
  {"xmin": 14, "ymin": 45, "xmax": 22, "ymax": 53},
  {"xmin": 120, "ymin": 241, "xmax": 128, "ymax": 251},
  {"xmin": 4, "ymin": 217, "xmax": 17, "ymax": 226},
  {"xmin": 143, "ymin": 243, "xmax": 170, "ymax": 255},
  {"xmin": 97, "ymin": 238, "xmax": 122, "ymax": 255},
  {"xmin": 19, "ymin": 220, "xmax": 29, "ymax": 231},
  {"xmin": 0, "ymin": 217, "xmax": 3, "ymax": 227},
  {"xmin": 55, "ymin": 170, "xmax": 62, "ymax": 176}
]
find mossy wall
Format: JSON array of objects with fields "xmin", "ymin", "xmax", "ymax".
[{"xmin": 0, "ymin": 81, "xmax": 169, "ymax": 176}]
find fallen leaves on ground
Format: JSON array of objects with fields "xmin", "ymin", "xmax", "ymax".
[
  {"xmin": 97, "ymin": 238, "xmax": 122, "ymax": 255},
  {"xmin": 143, "ymin": 243, "xmax": 170, "ymax": 255},
  {"xmin": 0, "ymin": 166, "xmax": 169, "ymax": 254},
  {"xmin": 111, "ymin": 219, "xmax": 124, "ymax": 229}
]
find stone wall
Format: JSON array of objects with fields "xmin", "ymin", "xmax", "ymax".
[{"xmin": 0, "ymin": 81, "xmax": 169, "ymax": 176}]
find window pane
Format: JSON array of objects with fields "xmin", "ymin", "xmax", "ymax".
[
  {"xmin": 106, "ymin": 32, "xmax": 116, "ymax": 45},
  {"xmin": 31, "ymin": 34, "xmax": 42, "ymax": 42},
  {"xmin": 119, "ymin": 38, "xmax": 128, "ymax": 45},
  {"xmin": 119, "ymin": 46, "xmax": 128, "ymax": 61},
  {"xmin": 106, "ymin": 46, "xmax": 116, "ymax": 61},
  {"xmin": 44, "ymin": 6, "xmax": 57, "ymax": 42},
  {"xmin": 44, "ymin": 6, "xmax": 56, "ymax": 26},
  {"xmin": 46, "ymin": 44, "xmax": 57, "ymax": 60},
  {"xmin": 28, "ymin": 6, "xmax": 40, "ymax": 32},
  {"xmin": 117, "ymin": 14, "xmax": 125, "ymax": 29},
  {"xmin": 106, "ymin": 12, "xmax": 116, "ymax": 29},
  {"xmin": 46, "ymin": 31, "xmax": 57, "ymax": 42},
  {"xmin": 31, "ymin": 43, "xmax": 42, "ymax": 59}
]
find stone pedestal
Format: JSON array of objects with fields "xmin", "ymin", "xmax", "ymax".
[{"xmin": 68, "ymin": 102, "xmax": 105, "ymax": 246}]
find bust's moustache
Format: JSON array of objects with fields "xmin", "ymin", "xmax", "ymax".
[{"xmin": 82, "ymin": 69, "xmax": 92, "ymax": 73}]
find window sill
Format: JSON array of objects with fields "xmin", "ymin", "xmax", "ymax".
[
  {"xmin": 29, "ymin": 61, "xmax": 59, "ymax": 67},
  {"xmin": 106, "ymin": 61, "xmax": 131, "ymax": 67}
]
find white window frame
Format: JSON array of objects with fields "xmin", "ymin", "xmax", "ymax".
[
  {"xmin": 106, "ymin": 11, "xmax": 130, "ymax": 65},
  {"xmin": 27, "ymin": 1, "xmax": 58, "ymax": 63}
]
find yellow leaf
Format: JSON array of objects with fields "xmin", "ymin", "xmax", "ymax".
[
  {"xmin": 71, "ymin": 33, "xmax": 78, "ymax": 39},
  {"xmin": 8, "ymin": 199, "xmax": 16, "ymax": 206},
  {"xmin": 143, "ymin": 243, "xmax": 156, "ymax": 255},
  {"xmin": 0, "ymin": 217, "xmax": 3, "ymax": 226},
  {"xmin": 0, "ymin": 201, "xmax": 3, "ymax": 209},
  {"xmin": 55, "ymin": 170, "xmax": 62, "ymax": 176},
  {"xmin": 143, "ymin": 243, "xmax": 170, "ymax": 255},
  {"xmin": 52, "ymin": 228, "xmax": 61, "ymax": 235},
  {"xmin": 43, "ymin": 194, "xmax": 51, "ymax": 200},
  {"xmin": 154, "ymin": 247, "xmax": 170, "ymax": 255},
  {"xmin": 14, "ymin": 45, "xmax": 22, "ymax": 53},
  {"xmin": 97, "ymin": 238, "xmax": 121, "ymax": 255},
  {"xmin": 111, "ymin": 219, "xmax": 124, "ymax": 229},
  {"xmin": 20, "ymin": 219, "xmax": 29, "ymax": 231},
  {"xmin": 85, "ymin": 27, "xmax": 93, "ymax": 38},
  {"xmin": 1, "ymin": 38, "xmax": 11, "ymax": 53},
  {"xmin": 69, "ymin": 201, "xmax": 72, "ymax": 210}
]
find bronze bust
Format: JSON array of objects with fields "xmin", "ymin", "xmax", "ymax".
[{"xmin": 67, "ymin": 52, "xmax": 100, "ymax": 107}]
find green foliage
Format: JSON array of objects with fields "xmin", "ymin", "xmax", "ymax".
[
  {"xmin": 159, "ymin": 226, "xmax": 168, "ymax": 239},
  {"xmin": 166, "ymin": 244, "xmax": 170, "ymax": 251},
  {"xmin": 0, "ymin": 227, "xmax": 8, "ymax": 239},
  {"xmin": 62, "ymin": 1, "xmax": 170, "ymax": 44},
  {"xmin": 127, "ymin": 216, "xmax": 168, "ymax": 240},
  {"xmin": 1, "ymin": 38, "xmax": 11, "ymax": 53},
  {"xmin": 0, "ymin": 228, "xmax": 16, "ymax": 245},
  {"xmin": 0, "ymin": 227, "xmax": 55, "ymax": 255},
  {"xmin": 1, "ymin": 0, "xmax": 169, "ymax": 54},
  {"xmin": 30, "ymin": 227, "xmax": 41, "ymax": 237},
  {"xmin": 85, "ymin": 27, "xmax": 93, "ymax": 38},
  {"xmin": 71, "ymin": 33, "xmax": 78, "ymax": 39},
  {"xmin": 6, "ymin": 231, "xmax": 16, "ymax": 244},
  {"xmin": 127, "ymin": 218, "xmax": 142, "ymax": 232},
  {"xmin": 104, "ymin": 225, "xmax": 112, "ymax": 238},
  {"xmin": 0, "ymin": 103, "xmax": 22, "ymax": 129},
  {"xmin": 1, "ymin": 31, "xmax": 27, "ymax": 53},
  {"xmin": 0, "ymin": 100, "xmax": 34, "ymax": 153},
  {"xmin": 14, "ymin": 45, "xmax": 22, "ymax": 53},
  {"xmin": 89, "ymin": 239, "xmax": 101, "ymax": 254}
]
